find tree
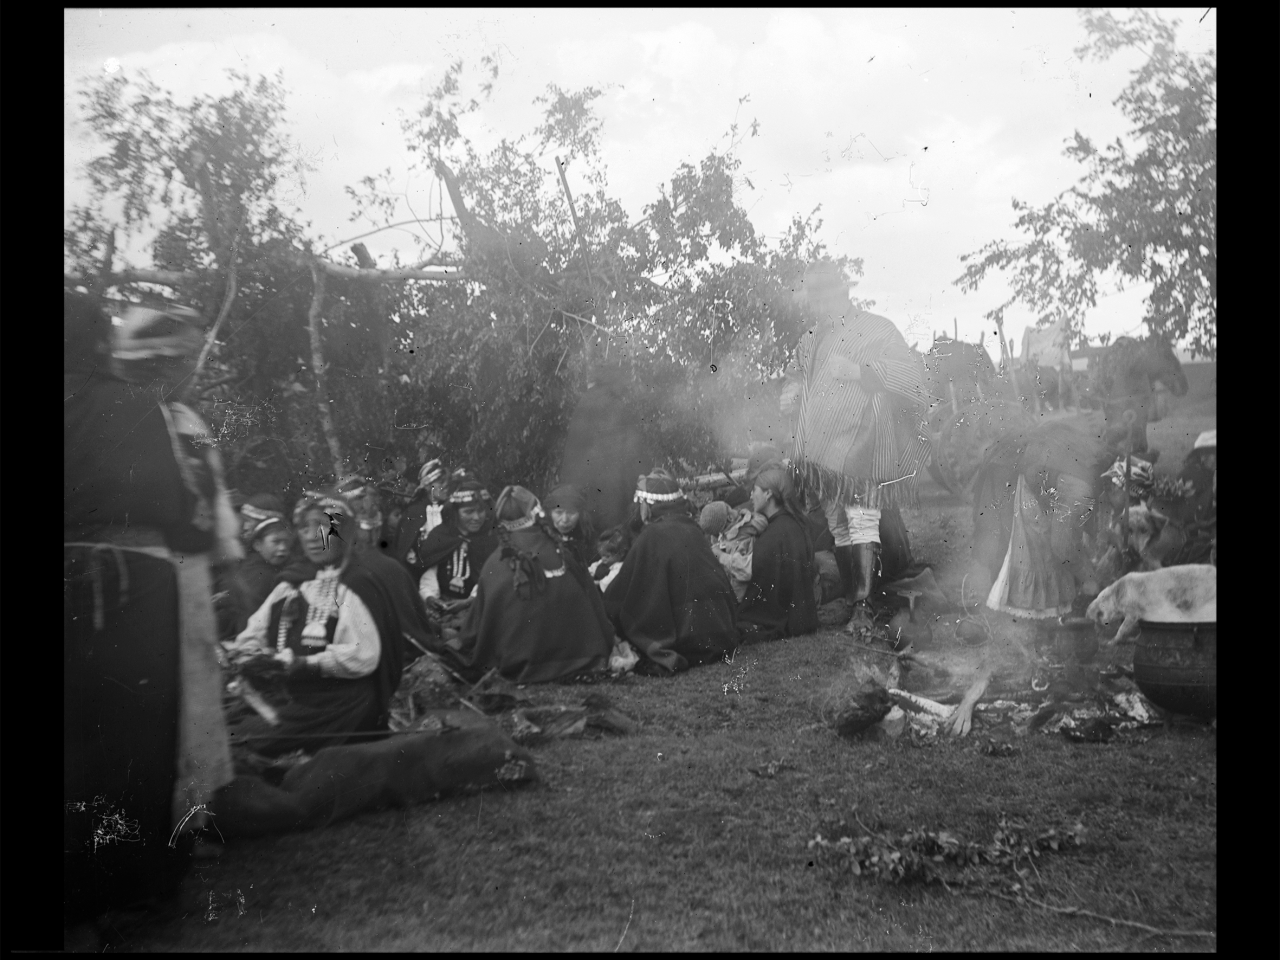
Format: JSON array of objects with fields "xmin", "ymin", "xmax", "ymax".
[
  {"xmin": 65, "ymin": 58, "xmax": 863, "ymax": 500},
  {"xmin": 954, "ymin": 9, "xmax": 1215, "ymax": 358}
]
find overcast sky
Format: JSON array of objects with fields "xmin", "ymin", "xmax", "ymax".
[{"xmin": 65, "ymin": 7, "xmax": 1216, "ymax": 360}]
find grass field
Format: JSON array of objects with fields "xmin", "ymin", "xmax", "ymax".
[{"xmin": 123, "ymin": 393, "xmax": 1215, "ymax": 953}]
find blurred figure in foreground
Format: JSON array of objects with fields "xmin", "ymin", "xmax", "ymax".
[
  {"xmin": 64, "ymin": 293, "xmax": 240, "ymax": 931},
  {"xmin": 786, "ymin": 262, "xmax": 928, "ymax": 630}
]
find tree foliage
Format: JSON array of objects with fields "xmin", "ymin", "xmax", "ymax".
[
  {"xmin": 955, "ymin": 9, "xmax": 1215, "ymax": 358},
  {"xmin": 65, "ymin": 58, "xmax": 863, "ymax": 500}
]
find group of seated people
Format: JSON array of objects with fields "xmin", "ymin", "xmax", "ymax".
[{"xmin": 217, "ymin": 457, "xmax": 833, "ymax": 760}]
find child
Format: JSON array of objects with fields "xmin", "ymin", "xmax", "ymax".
[
  {"xmin": 699, "ymin": 499, "xmax": 768, "ymax": 602},
  {"xmin": 588, "ymin": 525, "xmax": 632, "ymax": 592}
]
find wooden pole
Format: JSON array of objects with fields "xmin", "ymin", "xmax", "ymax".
[
  {"xmin": 306, "ymin": 261, "xmax": 345, "ymax": 480},
  {"xmin": 554, "ymin": 155, "xmax": 600, "ymax": 366}
]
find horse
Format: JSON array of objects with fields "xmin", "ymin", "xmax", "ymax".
[{"xmin": 1090, "ymin": 336, "xmax": 1188, "ymax": 454}]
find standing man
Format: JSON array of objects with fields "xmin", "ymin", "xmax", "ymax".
[{"xmin": 784, "ymin": 261, "xmax": 929, "ymax": 630}]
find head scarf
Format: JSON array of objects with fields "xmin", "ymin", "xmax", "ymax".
[
  {"xmin": 292, "ymin": 489, "xmax": 353, "ymax": 532},
  {"xmin": 493, "ymin": 485, "xmax": 556, "ymax": 598},
  {"xmin": 449, "ymin": 478, "xmax": 492, "ymax": 507},
  {"xmin": 494, "ymin": 485, "xmax": 546, "ymax": 531},
  {"xmin": 1193, "ymin": 430, "xmax": 1216, "ymax": 451},
  {"xmin": 699, "ymin": 500, "xmax": 734, "ymax": 537},
  {"xmin": 241, "ymin": 493, "xmax": 288, "ymax": 542},
  {"xmin": 544, "ymin": 483, "xmax": 585, "ymax": 513},
  {"xmin": 417, "ymin": 458, "xmax": 446, "ymax": 492},
  {"xmin": 1102, "ymin": 455, "xmax": 1155, "ymax": 499},
  {"xmin": 634, "ymin": 470, "xmax": 685, "ymax": 505}
]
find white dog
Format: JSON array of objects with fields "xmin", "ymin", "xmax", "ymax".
[{"xmin": 1086, "ymin": 564, "xmax": 1216, "ymax": 643}]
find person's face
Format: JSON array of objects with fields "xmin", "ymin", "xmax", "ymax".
[
  {"xmin": 297, "ymin": 508, "xmax": 348, "ymax": 566},
  {"xmin": 430, "ymin": 481, "xmax": 448, "ymax": 503},
  {"xmin": 388, "ymin": 507, "xmax": 404, "ymax": 529},
  {"xmin": 750, "ymin": 484, "xmax": 772, "ymax": 513},
  {"xmin": 551, "ymin": 507, "xmax": 580, "ymax": 536},
  {"xmin": 1200, "ymin": 451, "xmax": 1216, "ymax": 472},
  {"xmin": 253, "ymin": 529, "xmax": 293, "ymax": 567},
  {"xmin": 457, "ymin": 504, "xmax": 487, "ymax": 535}
]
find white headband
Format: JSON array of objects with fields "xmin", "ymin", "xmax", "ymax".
[{"xmin": 634, "ymin": 488, "xmax": 685, "ymax": 503}]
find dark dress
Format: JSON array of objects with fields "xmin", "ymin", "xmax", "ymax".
[
  {"xmin": 739, "ymin": 511, "xmax": 819, "ymax": 641},
  {"xmin": 448, "ymin": 529, "xmax": 614, "ymax": 683},
  {"xmin": 604, "ymin": 514, "xmax": 741, "ymax": 673},
  {"xmin": 63, "ymin": 374, "xmax": 207, "ymax": 920},
  {"xmin": 416, "ymin": 519, "xmax": 501, "ymax": 601},
  {"xmin": 230, "ymin": 549, "xmax": 429, "ymax": 757},
  {"xmin": 226, "ymin": 553, "xmax": 283, "ymax": 639}
]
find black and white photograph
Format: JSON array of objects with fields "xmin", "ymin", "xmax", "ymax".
[{"xmin": 63, "ymin": 7, "xmax": 1216, "ymax": 951}]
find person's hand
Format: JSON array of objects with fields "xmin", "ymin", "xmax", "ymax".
[
  {"xmin": 286, "ymin": 656, "xmax": 319, "ymax": 678},
  {"xmin": 239, "ymin": 654, "xmax": 287, "ymax": 684}
]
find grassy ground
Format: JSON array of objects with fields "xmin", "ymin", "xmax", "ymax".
[{"xmin": 122, "ymin": 398, "xmax": 1215, "ymax": 953}]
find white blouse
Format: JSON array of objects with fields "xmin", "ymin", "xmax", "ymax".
[{"xmin": 228, "ymin": 568, "xmax": 381, "ymax": 679}]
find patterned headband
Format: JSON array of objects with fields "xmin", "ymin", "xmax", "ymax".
[
  {"xmin": 293, "ymin": 491, "xmax": 350, "ymax": 526},
  {"xmin": 634, "ymin": 487, "xmax": 686, "ymax": 503}
]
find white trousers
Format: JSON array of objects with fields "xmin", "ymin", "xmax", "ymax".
[{"xmin": 822, "ymin": 501, "xmax": 882, "ymax": 547}]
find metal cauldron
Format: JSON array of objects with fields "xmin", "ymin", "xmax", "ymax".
[{"xmin": 1132, "ymin": 621, "xmax": 1216, "ymax": 719}]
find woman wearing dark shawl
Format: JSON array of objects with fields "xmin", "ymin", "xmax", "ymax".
[
  {"xmin": 738, "ymin": 461, "xmax": 819, "ymax": 642},
  {"xmin": 604, "ymin": 471, "xmax": 740, "ymax": 674},
  {"xmin": 225, "ymin": 489, "xmax": 430, "ymax": 757},
  {"xmin": 544, "ymin": 482, "xmax": 596, "ymax": 568},
  {"xmin": 64, "ymin": 294, "xmax": 240, "ymax": 926},
  {"xmin": 444, "ymin": 486, "xmax": 614, "ymax": 683},
  {"xmin": 414, "ymin": 477, "xmax": 501, "ymax": 605}
]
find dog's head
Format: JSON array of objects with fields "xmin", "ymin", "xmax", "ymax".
[{"xmin": 1086, "ymin": 577, "xmax": 1124, "ymax": 625}]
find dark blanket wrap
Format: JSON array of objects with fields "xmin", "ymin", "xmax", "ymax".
[
  {"xmin": 447, "ymin": 530, "xmax": 613, "ymax": 683},
  {"xmin": 739, "ymin": 511, "xmax": 819, "ymax": 641},
  {"xmin": 64, "ymin": 545, "xmax": 192, "ymax": 920},
  {"xmin": 604, "ymin": 514, "xmax": 741, "ymax": 673}
]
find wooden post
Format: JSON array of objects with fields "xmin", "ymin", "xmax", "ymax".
[
  {"xmin": 306, "ymin": 261, "xmax": 345, "ymax": 481},
  {"xmin": 554, "ymin": 155, "xmax": 599, "ymax": 368}
]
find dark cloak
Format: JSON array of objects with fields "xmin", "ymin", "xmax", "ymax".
[
  {"xmin": 739, "ymin": 511, "xmax": 819, "ymax": 641},
  {"xmin": 228, "ymin": 552, "xmax": 284, "ymax": 638},
  {"xmin": 237, "ymin": 549, "xmax": 433, "ymax": 757},
  {"xmin": 415, "ymin": 515, "xmax": 501, "ymax": 600},
  {"xmin": 603, "ymin": 514, "xmax": 740, "ymax": 673},
  {"xmin": 393, "ymin": 491, "xmax": 432, "ymax": 572},
  {"xmin": 447, "ymin": 529, "xmax": 614, "ymax": 683},
  {"xmin": 64, "ymin": 373, "xmax": 212, "ymax": 553}
]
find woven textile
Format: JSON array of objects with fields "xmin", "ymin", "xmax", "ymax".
[{"xmin": 794, "ymin": 310, "xmax": 929, "ymax": 507}]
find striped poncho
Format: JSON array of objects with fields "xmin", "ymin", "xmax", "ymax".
[{"xmin": 794, "ymin": 309, "xmax": 930, "ymax": 508}]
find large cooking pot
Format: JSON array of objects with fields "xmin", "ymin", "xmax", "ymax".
[{"xmin": 1132, "ymin": 621, "xmax": 1216, "ymax": 719}]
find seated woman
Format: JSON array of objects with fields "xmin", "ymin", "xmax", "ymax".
[
  {"xmin": 604, "ymin": 471, "xmax": 740, "ymax": 674},
  {"xmin": 544, "ymin": 483, "xmax": 596, "ymax": 568},
  {"xmin": 737, "ymin": 462, "xmax": 819, "ymax": 642},
  {"xmin": 444, "ymin": 486, "xmax": 614, "ymax": 683},
  {"xmin": 414, "ymin": 477, "xmax": 500, "ymax": 616},
  {"xmin": 222, "ymin": 495, "xmax": 294, "ymax": 640},
  {"xmin": 225, "ymin": 490, "xmax": 417, "ymax": 758}
]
